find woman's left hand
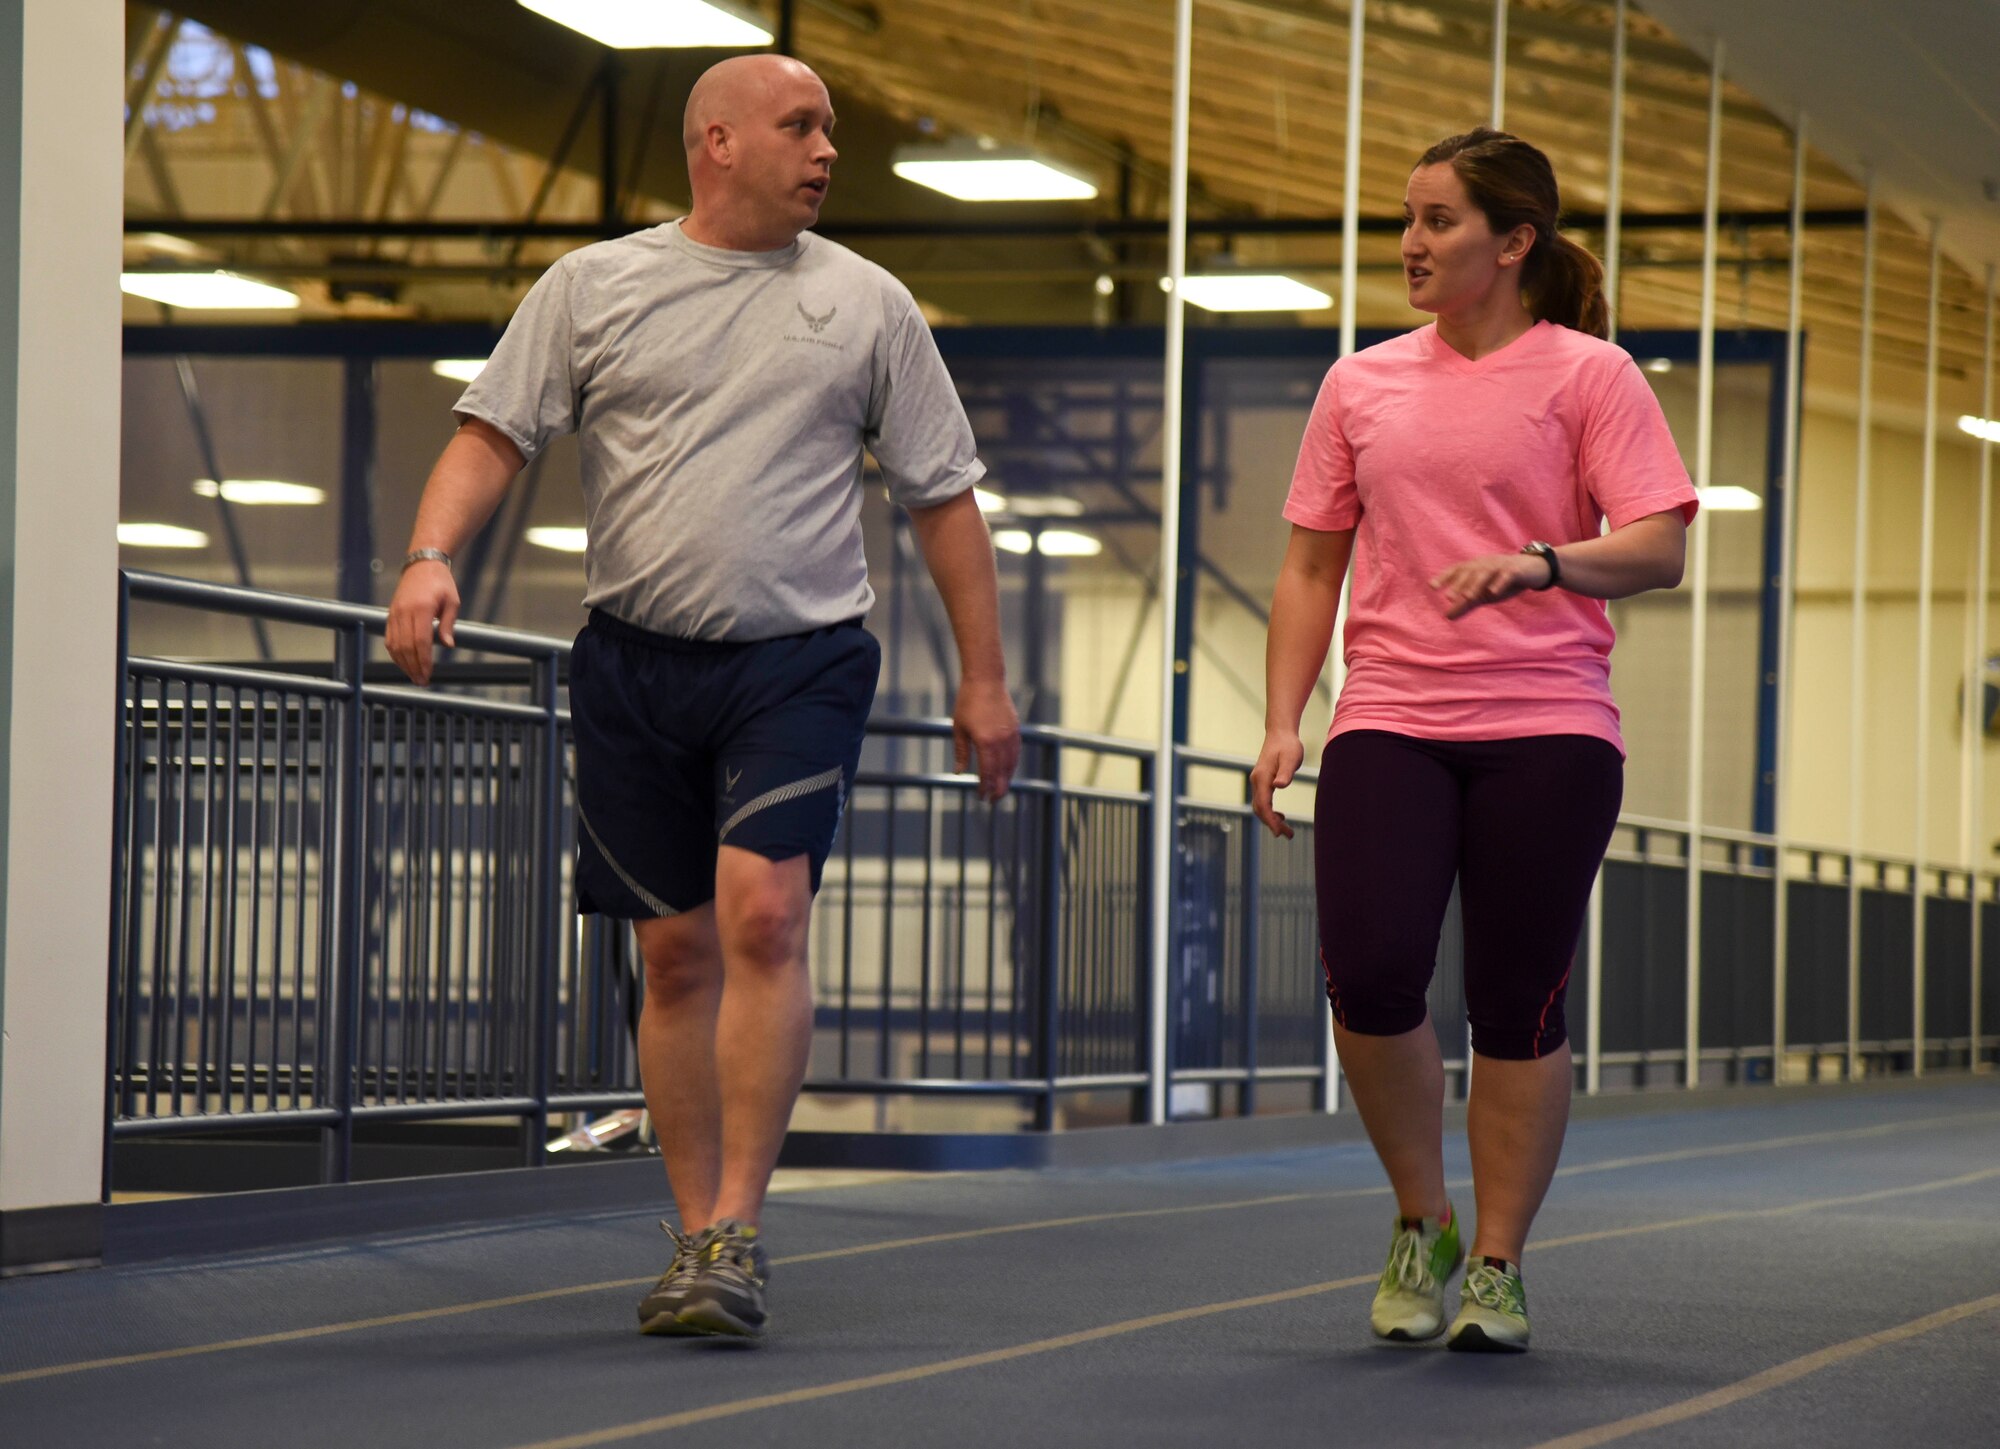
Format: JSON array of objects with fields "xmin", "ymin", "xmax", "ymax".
[{"xmin": 1428, "ymin": 552, "xmax": 1550, "ymax": 620}]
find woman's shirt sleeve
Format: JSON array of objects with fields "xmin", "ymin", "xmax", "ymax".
[
  {"xmin": 1282, "ymin": 365, "xmax": 1361, "ymax": 532},
  {"xmin": 1581, "ymin": 355, "xmax": 1700, "ymax": 529}
]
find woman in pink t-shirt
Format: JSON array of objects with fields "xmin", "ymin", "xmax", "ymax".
[{"xmin": 1250, "ymin": 128, "xmax": 1697, "ymax": 1353}]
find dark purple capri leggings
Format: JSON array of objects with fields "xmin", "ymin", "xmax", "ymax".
[{"xmin": 1313, "ymin": 730, "xmax": 1623, "ymax": 1061}]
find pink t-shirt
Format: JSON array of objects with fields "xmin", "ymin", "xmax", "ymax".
[{"xmin": 1282, "ymin": 320, "xmax": 1697, "ymax": 756}]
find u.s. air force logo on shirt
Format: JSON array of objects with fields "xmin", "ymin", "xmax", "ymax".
[{"xmin": 785, "ymin": 300, "xmax": 844, "ymax": 350}]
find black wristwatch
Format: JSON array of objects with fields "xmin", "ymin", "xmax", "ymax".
[{"xmin": 1520, "ymin": 541, "xmax": 1560, "ymax": 590}]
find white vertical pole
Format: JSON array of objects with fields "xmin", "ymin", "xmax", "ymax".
[
  {"xmin": 1684, "ymin": 42, "xmax": 1723, "ymax": 1089},
  {"xmin": 1332, "ymin": 0, "xmax": 1364, "ymax": 702},
  {"xmin": 1147, "ymin": 0, "xmax": 1194, "ymax": 1128},
  {"xmin": 1847, "ymin": 179, "xmax": 1878, "ymax": 1082},
  {"xmin": 1586, "ymin": 0, "xmax": 1628, "ymax": 1097},
  {"xmin": 1974, "ymin": 267, "xmax": 1995, "ymax": 1070},
  {"xmin": 1772, "ymin": 117, "xmax": 1807, "ymax": 1083},
  {"xmin": 1602, "ymin": 0, "xmax": 1627, "ymax": 343},
  {"xmin": 1490, "ymin": 0, "xmax": 1508, "ymax": 128},
  {"xmin": 1913, "ymin": 220, "xmax": 1942, "ymax": 1076},
  {"xmin": 1321, "ymin": 0, "xmax": 1367, "ymax": 1116},
  {"xmin": 1340, "ymin": 1, "xmax": 1364, "ymax": 366}
]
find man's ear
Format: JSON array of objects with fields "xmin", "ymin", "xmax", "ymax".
[{"xmin": 706, "ymin": 121, "xmax": 733, "ymax": 167}]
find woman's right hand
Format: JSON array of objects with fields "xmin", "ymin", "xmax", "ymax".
[{"xmin": 1250, "ymin": 730, "xmax": 1305, "ymax": 839}]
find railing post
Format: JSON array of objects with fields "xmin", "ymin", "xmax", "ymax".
[
  {"xmin": 526, "ymin": 652, "xmax": 563, "ymax": 1163},
  {"xmin": 1239, "ymin": 776, "xmax": 1261, "ymax": 1119},
  {"xmin": 1034, "ymin": 765, "xmax": 1064, "ymax": 1131},
  {"xmin": 321, "ymin": 623, "xmax": 368, "ymax": 1184},
  {"xmin": 101, "ymin": 574, "xmax": 133, "ymax": 1199}
]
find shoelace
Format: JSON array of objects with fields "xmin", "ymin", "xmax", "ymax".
[
  {"xmin": 1383, "ymin": 1227, "xmax": 1435, "ymax": 1294},
  {"xmin": 1462, "ymin": 1264, "xmax": 1521, "ymax": 1312},
  {"xmin": 653, "ymin": 1224, "xmax": 705, "ymax": 1294},
  {"xmin": 700, "ymin": 1231, "xmax": 765, "ymax": 1290}
]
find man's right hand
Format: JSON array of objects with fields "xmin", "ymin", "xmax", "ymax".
[
  {"xmin": 386, "ymin": 561, "xmax": 459, "ymax": 686},
  {"xmin": 1250, "ymin": 729, "xmax": 1304, "ymax": 839}
]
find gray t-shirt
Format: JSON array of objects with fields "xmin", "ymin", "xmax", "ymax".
[{"xmin": 454, "ymin": 221, "xmax": 983, "ymax": 641}]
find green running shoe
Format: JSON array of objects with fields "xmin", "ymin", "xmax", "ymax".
[
  {"xmin": 1370, "ymin": 1204, "xmax": 1463, "ymax": 1342},
  {"xmin": 636, "ymin": 1222, "xmax": 707, "ymax": 1336},
  {"xmin": 676, "ymin": 1218, "xmax": 770, "ymax": 1339},
  {"xmin": 1448, "ymin": 1257, "xmax": 1530, "ymax": 1353}
]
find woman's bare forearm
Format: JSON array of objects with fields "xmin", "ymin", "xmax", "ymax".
[
  {"xmin": 1546, "ymin": 511, "xmax": 1686, "ymax": 599},
  {"xmin": 1265, "ymin": 527, "xmax": 1354, "ymax": 734}
]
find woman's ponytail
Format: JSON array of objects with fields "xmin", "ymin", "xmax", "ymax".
[{"xmin": 1527, "ymin": 231, "xmax": 1609, "ymax": 339}]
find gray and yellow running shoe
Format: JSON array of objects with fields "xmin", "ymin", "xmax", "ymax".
[
  {"xmin": 636, "ymin": 1222, "xmax": 707, "ymax": 1336},
  {"xmin": 1370, "ymin": 1204, "xmax": 1463, "ymax": 1342},
  {"xmin": 1448, "ymin": 1257, "xmax": 1531, "ymax": 1353},
  {"xmin": 676, "ymin": 1218, "xmax": 771, "ymax": 1338}
]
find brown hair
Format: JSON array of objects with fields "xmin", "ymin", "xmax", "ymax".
[{"xmin": 1416, "ymin": 127, "xmax": 1608, "ymax": 339}]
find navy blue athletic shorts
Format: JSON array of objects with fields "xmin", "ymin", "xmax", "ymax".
[{"xmin": 568, "ymin": 609, "xmax": 880, "ymax": 919}]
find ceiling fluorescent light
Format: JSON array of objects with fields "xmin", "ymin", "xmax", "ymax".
[
  {"xmin": 526, "ymin": 526, "xmax": 589, "ymax": 553},
  {"xmin": 432, "ymin": 359, "xmax": 488, "ymax": 384},
  {"xmin": 1035, "ymin": 529, "xmax": 1101, "ymax": 557},
  {"xmin": 1172, "ymin": 275, "xmax": 1332, "ymax": 312},
  {"xmin": 1959, "ymin": 414, "xmax": 2000, "ymax": 443},
  {"xmin": 974, "ymin": 487, "xmax": 1008, "ymax": 514},
  {"xmin": 993, "ymin": 528, "xmax": 1101, "ymax": 557},
  {"xmin": 1006, "ymin": 494, "xmax": 1085, "ymax": 518},
  {"xmin": 892, "ymin": 143, "xmax": 1096, "ymax": 202},
  {"xmin": 1698, "ymin": 486, "xmax": 1762, "ymax": 511},
  {"xmin": 120, "ymin": 271, "xmax": 299, "ymax": 309},
  {"xmin": 119, "ymin": 523, "xmax": 210, "ymax": 549},
  {"xmin": 194, "ymin": 479, "xmax": 326, "ymax": 506},
  {"xmin": 517, "ymin": 0, "xmax": 771, "ymax": 48}
]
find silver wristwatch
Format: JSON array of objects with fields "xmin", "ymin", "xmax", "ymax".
[{"xmin": 402, "ymin": 547, "xmax": 452, "ymax": 572}]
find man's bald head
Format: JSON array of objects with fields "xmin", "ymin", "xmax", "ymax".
[
  {"xmin": 682, "ymin": 54, "xmax": 826, "ymax": 153},
  {"xmin": 677, "ymin": 54, "xmax": 837, "ymax": 251}
]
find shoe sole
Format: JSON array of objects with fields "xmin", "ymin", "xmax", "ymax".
[
  {"xmin": 1448, "ymin": 1323, "xmax": 1529, "ymax": 1353},
  {"xmin": 639, "ymin": 1310, "xmax": 708, "ymax": 1337},
  {"xmin": 676, "ymin": 1300, "xmax": 766, "ymax": 1338}
]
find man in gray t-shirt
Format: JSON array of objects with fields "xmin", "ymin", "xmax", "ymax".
[{"xmin": 386, "ymin": 54, "xmax": 1019, "ymax": 1340}]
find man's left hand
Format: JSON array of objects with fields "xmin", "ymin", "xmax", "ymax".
[
  {"xmin": 954, "ymin": 677, "xmax": 1020, "ymax": 801},
  {"xmin": 1428, "ymin": 552, "xmax": 1549, "ymax": 620}
]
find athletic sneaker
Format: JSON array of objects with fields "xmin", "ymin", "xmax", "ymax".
[
  {"xmin": 636, "ymin": 1222, "xmax": 706, "ymax": 1336},
  {"xmin": 676, "ymin": 1218, "xmax": 770, "ymax": 1338},
  {"xmin": 1370, "ymin": 1204, "xmax": 1463, "ymax": 1342},
  {"xmin": 1448, "ymin": 1257, "xmax": 1531, "ymax": 1353}
]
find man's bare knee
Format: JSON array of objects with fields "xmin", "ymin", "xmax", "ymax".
[
  {"xmin": 635, "ymin": 909, "xmax": 721, "ymax": 1004},
  {"xmin": 716, "ymin": 851, "xmax": 811, "ymax": 971}
]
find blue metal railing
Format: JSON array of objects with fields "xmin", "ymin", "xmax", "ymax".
[
  {"xmin": 109, "ymin": 573, "xmax": 2000, "ymax": 1188},
  {"xmin": 109, "ymin": 573, "xmax": 1334, "ymax": 1182}
]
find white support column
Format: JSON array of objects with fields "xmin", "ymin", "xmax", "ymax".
[
  {"xmin": 1147, "ymin": 0, "xmax": 1193, "ymax": 1128},
  {"xmin": 1490, "ymin": 0, "xmax": 1508, "ymax": 128},
  {"xmin": 0, "ymin": 0, "xmax": 124, "ymax": 1274},
  {"xmin": 1339, "ymin": 0, "xmax": 1364, "ymax": 366},
  {"xmin": 1586, "ymin": 0, "xmax": 1627, "ymax": 1096},
  {"xmin": 1331, "ymin": 0, "xmax": 1364, "ymax": 701},
  {"xmin": 1324, "ymin": 0, "xmax": 1368, "ymax": 1114},
  {"xmin": 1913, "ymin": 220, "xmax": 1942, "ymax": 1076},
  {"xmin": 1772, "ymin": 117, "xmax": 1807, "ymax": 1082},
  {"xmin": 1973, "ymin": 267, "xmax": 1995, "ymax": 1070},
  {"xmin": 1847, "ymin": 180, "xmax": 1878, "ymax": 1082},
  {"xmin": 1602, "ymin": 0, "xmax": 1627, "ymax": 343},
  {"xmin": 1684, "ymin": 43, "xmax": 1723, "ymax": 1089}
]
